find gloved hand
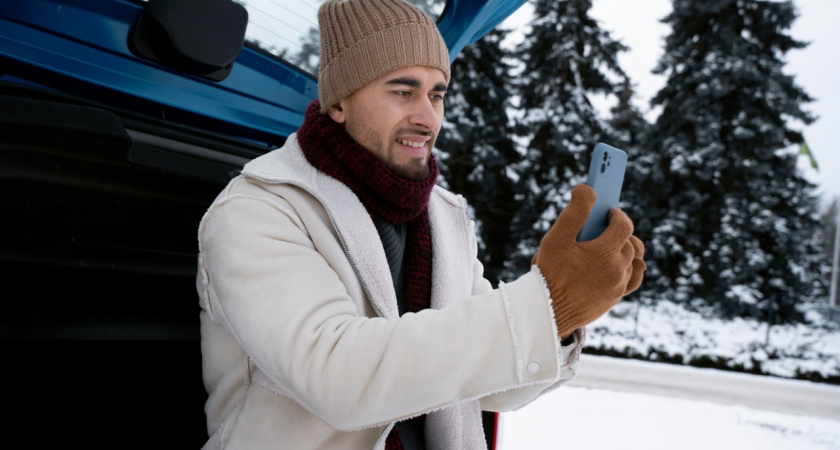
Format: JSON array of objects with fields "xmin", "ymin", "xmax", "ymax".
[{"xmin": 532, "ymin": 184, "xmax": 645, "ymax": 340}]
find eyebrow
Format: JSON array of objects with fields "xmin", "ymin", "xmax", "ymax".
[{"xmin": 385, "ymin": 77, "xmax": 447, "ymax": 92}]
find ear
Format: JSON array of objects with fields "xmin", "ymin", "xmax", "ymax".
[{"xmin": 327, "ymin": 102, "xmax": 346, "ymax": 124}]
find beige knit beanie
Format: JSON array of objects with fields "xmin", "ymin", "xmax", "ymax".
[{"xmin": 317, "ymin": 0, "xmax": 451, "ymax": 113}]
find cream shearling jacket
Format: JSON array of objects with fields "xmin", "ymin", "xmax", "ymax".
[{"xmin": 196, "ymin": 134, "xmax": 584, "ymax": 449}]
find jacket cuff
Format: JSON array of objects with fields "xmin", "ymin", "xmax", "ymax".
[
  {"xmin": 557, "ymin": 327, "xmax": 585, "ymax": 382},
  {"xmin": 497, "ymin": 266, "xmax": 564, "ymax": 384}
]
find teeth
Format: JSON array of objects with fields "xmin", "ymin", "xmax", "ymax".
[{"xmin": 399, "ymin": 140, "xmax": 425, "ymax": 148}]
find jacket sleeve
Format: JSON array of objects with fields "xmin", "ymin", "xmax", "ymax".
[
  {"xmin": 480, "ymin": 328, "xmax": 584, "ymax": 412},
  {"xmin": 199, "ymin": 192, "xmax": 568, "ymax": 432},
  {"xmin": 467, "ymin": 259, "xmax": 586, "ymax": 413}
]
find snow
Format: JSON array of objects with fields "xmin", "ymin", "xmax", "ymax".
[
  {"xmin": 584, "ymin": 300, "xmax": 840, "ymax": 381},
  {"xmin": 501, "ymin": 383, "xmax": 840, "ymax": 449},
  {"xmin": 497, "ymin": 299, "xmax": 840, "ymax": 448}
]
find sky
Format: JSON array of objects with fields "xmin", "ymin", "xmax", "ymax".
[{"xmin": 505, "ymin": 0, "xmax": 840, "ymax": 211}]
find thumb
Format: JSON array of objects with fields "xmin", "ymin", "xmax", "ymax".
[{"xmin": 548, "ymin": 184, "xmax": 597, "ymax": 244}]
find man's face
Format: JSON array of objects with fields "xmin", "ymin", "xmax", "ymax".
[{"xmin": 327, "ymin": 66, "xmax": 447, "ymax": 181}]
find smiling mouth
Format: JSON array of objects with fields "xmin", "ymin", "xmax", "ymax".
[{"xmin": 398, "ymin": 139, "xmax": 426, "ymax": 148}]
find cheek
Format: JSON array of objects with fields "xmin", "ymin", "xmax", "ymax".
[{"xmin": 432, "ymin": 110, "xmax": 444, "ymax": 132}]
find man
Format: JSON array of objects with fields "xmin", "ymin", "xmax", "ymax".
[{"xmin": 196, "ymin": 0, "xmax": 645, "ymax": 448}]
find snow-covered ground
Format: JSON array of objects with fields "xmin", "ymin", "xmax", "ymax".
[
  {"xmin": 500, "ymin": 383, "xmax": 840, "ymax": 449},
  {"xmin": 584, "ymin": 300, "xmax": 840, "ymax": 382},
  {"xmin": 498, "ymin": 300, "xmax": 840, "ymax": 449}
]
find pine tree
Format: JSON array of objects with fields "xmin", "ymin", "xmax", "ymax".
[
  {"xmin": 510, "ymin": 0, "xmax": 633, "ymax": 275},
  {"xmin": 436, "ymin": 28, "xmax": 519, "ymax": 285},
  {"xmin": 608, "ymin": 79, "xmax": 652, "ymax": 235},
  {"xmin": 608, "ymin": 80, "xmax": 650, "ymax": 153},
  {"xmin": 289, "ymin": 27, "xmax": 321, "ymax": 75},
  {"xmin": 640, "ymin": 0, "xmax": 828, "ymax": 322}
]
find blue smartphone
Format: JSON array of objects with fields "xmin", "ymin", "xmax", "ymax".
[{"xmin": 577, "ymin": 143, "xmax": 628, "ymax": 242}]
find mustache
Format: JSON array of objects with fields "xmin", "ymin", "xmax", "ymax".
[{"xmin": 396, "ymin": 128, "xmax": 434, "ymax": 138}]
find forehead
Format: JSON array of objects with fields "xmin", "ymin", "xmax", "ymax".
[{"xmin": 370, "ymin": 66, "xmax": 448, "ymax": 89}]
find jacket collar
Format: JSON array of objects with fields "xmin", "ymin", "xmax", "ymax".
[{"xmin": 242, "ymin": 134, "xmax": 474, "ymax": 318}]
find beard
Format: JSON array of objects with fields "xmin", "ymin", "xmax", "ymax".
[
  {"xmin": 386, "ymin": 155, "xmax": 431, "ymax": 181},
  {"xmin": 347, "ymin": 121, "xmax": 433, "ymax": 182}
]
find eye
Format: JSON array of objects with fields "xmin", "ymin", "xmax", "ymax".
[{"xmin": 394, "ymin": 90, "xmax": 411, "ymax": 98}]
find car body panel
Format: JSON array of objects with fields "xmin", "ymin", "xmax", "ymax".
[{"xmin": 1, "ymin": 0, "xmax": 526, "ymax": 148}]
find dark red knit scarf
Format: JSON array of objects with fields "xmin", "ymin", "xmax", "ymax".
[
  {"xmin": 297, "ymin": 99, "xmax": 436, "ymax": 315},
  {"xmin": 296, "ymin": 100, "xmax": 434, "ymax": 448}
]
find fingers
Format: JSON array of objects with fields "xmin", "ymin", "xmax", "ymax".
[
  {"xmin": 625, "ymin": 258, "xmax": 646, "ymax": 295},
  {"xmin": 624, "ymin": 236, "xmax": 646, "ymax": 295},
  {"xmin": 630, "ymin": 235, "xmax": 644, "ymax": 260},
  {"xmin": 599, "ymin": 208, "xmax": 633, "ymax": 245},
  {"xmin": 550, "ymin": 184, "xmax": 597, "ymax": 243}
]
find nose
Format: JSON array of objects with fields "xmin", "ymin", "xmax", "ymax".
[{"xmin": 408, "ymin": 97, "xmax": 440, "ymax": 130}]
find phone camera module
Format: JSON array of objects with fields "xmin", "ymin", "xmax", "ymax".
[{"xmin": 600, "ymin": 153, "xmax": 611, "ymax": 173}]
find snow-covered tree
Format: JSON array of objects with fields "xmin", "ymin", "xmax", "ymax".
[
  {"xmin": 509, "ymin": 0, "xmax": 634, "ymax": 274},
  {"xmin": 608, "ymin": 80, "xmax": 653, "ymax": 247},
  {"xmin": 639, "ymin": 0, "xmax": 828, "ymax": 322},
  {"xmin": 607, "ymin": 79, "xmax": 650, "ymax": 153},
  {"xmin": 436, "ymin": 28, "xmax": 520, "ymax": 285}
]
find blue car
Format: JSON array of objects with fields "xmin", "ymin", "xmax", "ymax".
[{"xmin": 0, "ymin": 0, "xmax": 526, "ymax": 445}]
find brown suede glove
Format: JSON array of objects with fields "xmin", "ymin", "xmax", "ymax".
[{"xmin": 532, "ymin": 184, "xmax": 645, "ymax": 340}]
